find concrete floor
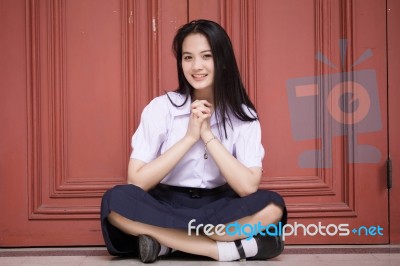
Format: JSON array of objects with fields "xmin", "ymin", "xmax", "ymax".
[{"xmin": 1, "ymin": 245, "xmax": 400, "ymax": 266}]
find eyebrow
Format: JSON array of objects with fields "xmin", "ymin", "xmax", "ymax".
[{"xmin": 182, "ymin": 50, "xmax": 212, "ymax": 55}]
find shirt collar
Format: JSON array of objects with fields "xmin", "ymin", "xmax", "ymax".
[{"xmin": 168, "ymin": 92, "xmax": 191, "ymax": 116}]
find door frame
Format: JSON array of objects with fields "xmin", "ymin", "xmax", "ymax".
[{"xmin": 388, "ymin": 0, "xmax": 400, "ymax": 244}]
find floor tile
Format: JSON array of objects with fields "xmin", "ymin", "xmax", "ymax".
[{"xmin": 1, "ymin": 246, "xmax": 400, "ymax": 266}]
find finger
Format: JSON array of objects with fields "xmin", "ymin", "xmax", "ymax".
[
  {"xmin": 197, "ymin": 112, "xmax": 211, "ymax": 121},
  {"xmin": 191, "ymin": 109, "xmax": 210, "ymax": 120},
  {"xmin": 191, "ymin": 101, "xmax": 202, "ymax": 110},
  {"xmin": 191, "ymin": 100, "xmax": 212, "ymax": 109},
  {"xmin": 199, "ymin": 100, "xmax": 212, "ymax": 107},
  {"xmin": 192, "ymin": 106, "xmax": 210, "ymax": 115},
  {"xmin": 191, "ymin": 103, "xmax": 210, "ymax": 113},
  {"xmin": 191, "ymin": 109, "xmax": 202, "ymax": 119}
]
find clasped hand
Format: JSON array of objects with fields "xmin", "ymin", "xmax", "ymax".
[{"xmin": 186, "ymin": 100, "xmax": 213, "ymax": 142}]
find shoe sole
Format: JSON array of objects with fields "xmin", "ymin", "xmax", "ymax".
[{"xmin": 138, "ymin": 235, "xmax": 160, "ymax": 263}]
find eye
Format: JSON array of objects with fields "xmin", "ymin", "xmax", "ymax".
[
  {"xmin": 203, "ymin": 54, "xmax": 213, "ymax": 59},
  {"xmin": 183, "ymin": 55, "xmax": 192, "ymax": 61}
]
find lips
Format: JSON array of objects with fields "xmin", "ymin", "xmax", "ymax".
[{"xmin": 192, "ymin": 74, "xmax": 208, "ymax": 81}]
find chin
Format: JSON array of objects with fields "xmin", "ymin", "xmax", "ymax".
[{"xmin": 191, "ymin": 83, "xmax": 212, "ymax": 90}]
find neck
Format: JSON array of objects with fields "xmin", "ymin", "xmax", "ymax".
[{"xmin": 192, "ymin": 89, "xmax": 214, "ymax": 105}]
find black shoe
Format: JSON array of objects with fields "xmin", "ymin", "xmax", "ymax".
[
  {"xmin": 249, "ymin": 233, "xmax": 284, "ymax": 260},
  {"xmin": 138, "ymin": 235, "xmax": 161, "ymax": 263}
]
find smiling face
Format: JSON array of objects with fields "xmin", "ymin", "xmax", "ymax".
[{"xmin": 181, "ymin": 33, "xmax": 215, "ymax": 95}]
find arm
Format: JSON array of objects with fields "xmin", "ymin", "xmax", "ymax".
[
  {"xmin": 127, "ymin": 136, "xmax": 197, "ymax": 191},
  {"xmin": 189, "ymin": 101, "xmax": 262, "ymax": 197},
  {"xmin": 128, "ymin": 102, "xmax": 211, "ymax": 191},
  {"xmin": 201, "ymin": 130, "xmax": 262, "ymax": 197}
]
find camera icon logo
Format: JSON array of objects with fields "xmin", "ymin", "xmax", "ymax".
[{"xmin": 286, "ymin": 40, "xmax": 382, "ymax": 168}]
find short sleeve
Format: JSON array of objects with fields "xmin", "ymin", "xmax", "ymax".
[
  {"xmin": 235, "ymin": 120, "xmax": 265, "ymax": 168},
  {"xmin": 130, "ymin": 97, "xmax": 169, "ymax": 163}
]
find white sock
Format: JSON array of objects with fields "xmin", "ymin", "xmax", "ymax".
[
  {"xmin": 158, "ymin": 244, "xmax": 170, "ymax": 256},
  {"xmin": 216, "ymin": 241, "xmax": 239, "ymax": 261},
  {"xmin": 216, "ymin": 238, "xmax": 258, "ymax": 261},
  {"xmin": 241, "ymin": 237, "xmax": 258, "ymax": 257}
]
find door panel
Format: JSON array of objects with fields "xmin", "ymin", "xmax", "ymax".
[
  {"xmin": 388, "ymin": 0, "xmax": 400, "ymax": 244},
  {"xmin": 188, "ymin": 0, "xmax": 221, "ymax": 22},
  {"xmin": 0, "ymin": 0, "xmax": 392, "ymax": 246},
  {"xmin": 28, "ymin": 0, "xmax": 126, "ymax": 221},
  {"xmin": 155, "ymin": 0, "xmax": 188, "ymax": 94},
  {"xmin": 182, "ymin": 0, "xmax": 389, "ymax": 244},
  {"xmin": 254, "ymin": 0, "xmax": 388, "ymax": 243},
  {"xmin": 0, "ymin": 0, "xmax": 184, "ymax": 246}
]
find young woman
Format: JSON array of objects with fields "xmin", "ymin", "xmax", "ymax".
[{"xmin": 101, "ymin": 19, "xmax": 287, "ymax": 263}]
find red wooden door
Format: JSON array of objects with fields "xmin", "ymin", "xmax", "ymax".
[
  {"xmin": 255, "ymin": 0, "xmax": 388, "ymax": 244},
  {"xmin": 189, "ymin": 0, "xmax": 389, "ymax": 244},
  {"xmin": 0, "ymin": 0, "xmax": 396, "ymax": 246},
  {"xmin": 0, "ymin": 0, "xmax": 165, "ymax": 246}
]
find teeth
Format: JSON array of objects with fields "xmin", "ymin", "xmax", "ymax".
[{"xmin": 193, "ymin": 74, "xmax": 207, "ymax": 78}]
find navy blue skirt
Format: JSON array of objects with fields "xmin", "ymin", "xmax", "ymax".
[{"xmin": 100, "ymin": 184, "xmax": 287, "ymax": 256}]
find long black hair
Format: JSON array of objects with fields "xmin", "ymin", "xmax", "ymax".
[{"xmin": 169, "ymin": 19, "xmax": 258, "ymax": 138}]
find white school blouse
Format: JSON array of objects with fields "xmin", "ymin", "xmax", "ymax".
[{"xmin": 130, "ymin": 92, "xmax": 265, "ymax": 189}]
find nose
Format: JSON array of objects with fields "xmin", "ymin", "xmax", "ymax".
[{"xmin": 192, "ymin": 57, "xmax": 203, "ymax": 70}]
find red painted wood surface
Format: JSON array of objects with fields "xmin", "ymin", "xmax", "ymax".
[{"xmin": 388, "ymin": 0, "xmax": 400, "ymax": 244}]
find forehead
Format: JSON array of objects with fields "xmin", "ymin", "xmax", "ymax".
[{"xmin": 182, "ymin": 33, "xmax": 211, "ymax": 53}]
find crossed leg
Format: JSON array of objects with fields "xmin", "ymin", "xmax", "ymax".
[{"xmin": 107, "ymin": 202, "xmax": 283, "ymax": 260}]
